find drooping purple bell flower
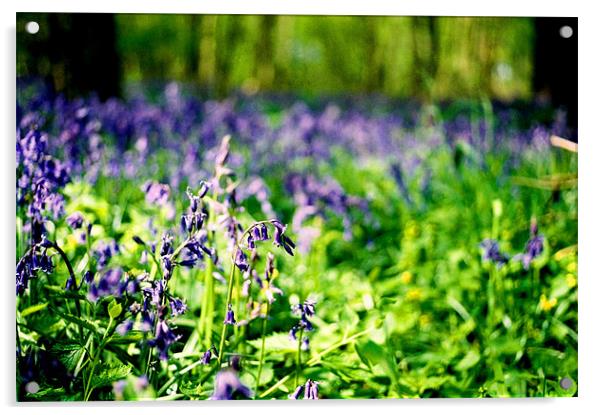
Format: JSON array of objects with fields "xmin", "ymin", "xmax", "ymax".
[
  {"xmin": 210, "ymin": 369, "xmax": 252, "ymax": 400},
  {"xmin": 66, "ymin": 211, "xmax": 85, "ymax": 230},
  {"xmin": 303, "ymin": 379, "xmax": 319, "ymax": 399},
  {"xmin": 234, "ymin": 249, "xmax": 249, "ymax": 272},
  {"xmin": 148, "ymin": 320, "xmax": 181, "ymax": 360},
  {"xmin": 223, "ymin": 303, "xmax": 236, "ymax": 325},
  {"xmin": 169, "ymin": 296, "xmax": 187, "ymax": 317},
  {"xmin": 479, "ymin": 239, "xmax": 508, "ymax": 267},
  {"xmin": 289, "ymin": 385, "xmax": 304, "ymax": 400}
]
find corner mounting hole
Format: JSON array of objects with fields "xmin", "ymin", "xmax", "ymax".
[
  {"xmin": 559, "ymin": 25, "xmax": 573, "ymax": 39},
  {"xmin": 559, "ymin": 377, "xmax": 573, "ymax": 390},
  {"xmin": 25, "ymin": 21, "xmax": 39, "ymax": 35}
]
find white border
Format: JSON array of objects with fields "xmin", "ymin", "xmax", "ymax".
[{"xmin": 2, "ymin": 1, "xmax": 601, "ymax": 415}]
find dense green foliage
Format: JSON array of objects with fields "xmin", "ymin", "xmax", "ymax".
[{"xmin": 16, "ymin": 89, "xmax": 577, "ymax": 400}]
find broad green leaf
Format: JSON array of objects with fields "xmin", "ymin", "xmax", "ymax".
[
  {"xmin": 455, "ymin": 349, "xmax": 480, "ymax": 371},
  {"xmin": 90, "ymin": 364, "xmax": 132, "ymax": 389},
  {"xmin": 51, "ymin": 308, "xmax": 99, "ymax": 333},
  {"xmin": 108, "ymin": 300, "xmax": 123, "ymax": 319},
  {"xmin": 248, "ymin": 333, "xmax": 297, "ymax": 353},
  {"xmin": 51, "ymin": 342, "xmax": 87, "ymax": 373},
  {"xmin": 20, "ymin": 303, "xmax": 48, "ymax": 318}
]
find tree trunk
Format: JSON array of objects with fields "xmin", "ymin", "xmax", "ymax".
[{"xmin": 533, "ymin": 17, "xmax": 578, "ymax": 137}]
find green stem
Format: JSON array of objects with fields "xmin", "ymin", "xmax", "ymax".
[
  {"xmin": 84, "ymin": 316, "xmax": 115, "ymax": 401},
  {"xmin": 217, "ymin": 265, "xmax": 236, "ymax": 366},
  {"xmin": 259, "ymin": 327, "xmax": 374, "ymax": 398},
  {"xmin": 48, "ymin": 240, "xmax": 85, "ymax": 343},
  {"xmin": 199, "ymin": 257, "xmax": 212, "ymax": 348},
  {"xmin": 255, "ymin": 303, "xmax": 270, "ymax": 396},
  {"xmin": 295, "ymin": 326, "xmax": 305, "ymax": 387}
]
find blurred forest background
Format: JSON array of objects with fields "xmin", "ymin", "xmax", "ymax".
[{"xmin": 16, "ymin": 14, "xmax": 577, "ymax": 130}]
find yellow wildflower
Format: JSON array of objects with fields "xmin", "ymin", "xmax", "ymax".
[
  {"xmin": 566, "ymin": 261, "xmax": 577, "ymax": 273},
  {"xmin": 539, "ymin": 294, "xmax": 557, "ymax": 312},
  {"xmin": 406, "ymin": 288, "xmax": 422, "ymax": 301},
  {"xmin": 566, "ymin": 273, "xmax": 577, "ymax": 288},
  {"xmin": 401, "ymin": 271, "xmax": 413, "ymax": 284}
]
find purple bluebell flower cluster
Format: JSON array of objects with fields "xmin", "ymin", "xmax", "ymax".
[
  {"xmin": 16, "ymin": 244, "xmax": 54, "ymax": 295},
  {"xmin": 94, "ymin": 240, "xmax": 120, "ymax": 268},
  {"xmin": 142, "ymin": 181, "xmax": 170, "ymax": 206},
  {"xmin": 210, "ymin": 368, "xmax": 252, "ymax": 400},
  {"xmin": 16, "ymin": 129, "xmax": 70, "ymax": 247},
  {"xmin": 479, "ymin": 239, "xmax": 509, "ymax": 267},
  {"xmin": 290, "ymin": 299, "xmax": 316, "ymax": 349},
  {"xmin": 289, "ymin": 379, "xmax": 319, "ymax": 400},
  {"xmin": 520, "ymin": 219, "xmax": 545, "ymax": 269},
  {"xmin": 87, "ymin": 268, "xmax": 139, "ymax": 302}
]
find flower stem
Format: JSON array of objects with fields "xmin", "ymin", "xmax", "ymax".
[
  {"xmin": 255, "ymin": 303, "xmax": 270, "ymax": 396},
  {"xmin": 199, "ymin": 256, "xmax": 214, "ymax": 348},
  {"xmin": 295, "ymin": 326, "xmax": 305, "ymax": 387},
  {"xmin": 48, "ymin": 240, "xmax": 85, "ymax": 343},
  {"xmin": 217, "ymin": 264, "xmax": 236, "ymax": 366}
]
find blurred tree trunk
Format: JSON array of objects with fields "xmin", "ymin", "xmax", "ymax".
[
  {"xmin": 365, "ymin": 17, "xmax": 385, "ymax": 93},
  {"xmin": 411, "ymin": 16, "xmax": 439, "ymax": 100},
  {"xmin": 216, "ymin": 16, "xmax": 243, "ymax": 97},
  {"xmin": 46, "ymin": 13, "xmax": 121, "ymax": 100},
  {"xmin": 199, "ymin": 15, "xmax": 217, "ymax": 94},
  {"xmin": 187, "ymin": 15, "xmax": 201, "ymax": 82},
  {"xmin": 255, "ymin": 15, "xmax": 277, "ymax": 91},
  {"xmin": 533, "ymin": 17, "xmax": 578, "ymax": 136}
]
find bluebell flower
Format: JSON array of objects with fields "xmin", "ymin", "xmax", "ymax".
[
  {"xmin": 169, "ymin": 296, "xmax": 187, "ymax": 317},
  {"xmin": 247, "ymin": 234, "xmax": 256, "ymax": 249},
  {"xmin": 134, "ymin": 375, "xmax": 149, "ymax": 392},
  {"xmin": 94, "ymin": 240, "xmax": 120, "ymax": 268},
  {"xmin": 303, "ymin": 379, "xmax": 319, "ymax": 399},
  {"xmin": 260, "ymin": 224, "xmax": 269, "ymax": 240},
  {"xmin": 198, "ymin": 181, "xmax": 209, "ymax": 199},
  {"xmin": 234, "ymin": 249, "xmax": 249, "ymax": 272},
  {"xmin": 186, "ymin": 187, "xmax": 200, "ymax": 213},
  {"xmin": 160, "ymin": 233, "xmax": 173, "ymax": 256},
  {"xmin": 148, "ymin": 320, "xmax": 181, "ymax": 360},
  {"xmin": 83, "ymin": 270, "xmax": 94, "ymax": 285},
  {"xmin": 289, "ymin": 385, "xmax": 304, "ymax": 400},
  {"xmin": 479, "ymin": 239, "xmax": 508, "ymax": 267},
  {"xmin": 132, "ymin": 235, "xmax": 146, "ymax": 246},
  {"xmin": 87, "ymin": 268, "xmax": 124, "ymax": 302},
  {"xmin": 178, "ymin": 257, "xmax": 197, "ymax": 268},
  {"xmin": 224, "ymin": 303, "xmax": 236, "ymax": 325},
  {"xmin": 66, "ymin": 211, "xmax": 85, "ymax": 230},
  {"xmin": 290, "ymin": 298, "xmax": 316, "ymax": 342},
  {"xmin": 289, "ymin": 325, "xmax": 299, "ymax": 341},
  {"xmin": 521, "ymin": 220, "xmax": 545, "ymax": 269},
  {"xmin": 162, "ymin": 256, "xmax": 173, "ymax": 279},
  {"xmin": 302, "ymin": 337, "xmax": 310, "ymax": 351},
  {"xmin": 64, "ymin": 276, "xmax": 76, "ymax": 290},
  {"xmin": 201, "ymin": 348, "xmax": 213, "ymax": 365},
  {"xmin": 210, "ymin": 369, "xmax": 252, "ymax": 400},
  {"xmin": 116, "ymin": 319, "xmax": 134, "ymax": 336},
  {"xmin": 271, "ymin": 220, "xmax": 296, "ymax": 256},
  {"xmin": 143, "ymin": 280, "xmax": 165, "ymax": 307},
  {"xmin": 142, "ymin": 181, "xmax": 170, "ymax": 206}
]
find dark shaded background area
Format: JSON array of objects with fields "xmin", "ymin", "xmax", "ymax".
[{"xmin": 16, "ymin": 13, "xmax": 577, "ymax": 134}]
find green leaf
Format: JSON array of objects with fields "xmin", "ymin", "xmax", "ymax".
[
  {"xmin": 90, "ymin": 364, "xmax": 132, "ymax": 389},
  {"xmin": 355, "ymin": 340, "xmax": 400, "ymax": 385},
  {"xmin": 455, "ymin": 349, "xmax": 480, "ymax": 371},
  {"xmin": 50, "ymin": 307, "xmax": 99, "ymax": 333},
  {"xmin": 51, "ymin": 342, "xmax": 87, "ymax": 373},
  {"xmin": 108, "ymin": 300, "xmax": 123, "ymax": 319},
  {"xmin": 20, "ymin": 303, "xmax": 48, "ymax": 318},
  {"xmin": 248, "ymin": 333, "xmax": 297, "ymax": 353},
  {"xmin": 241, "ymin": 365, "xmax": 274, "ymax": 387}
]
